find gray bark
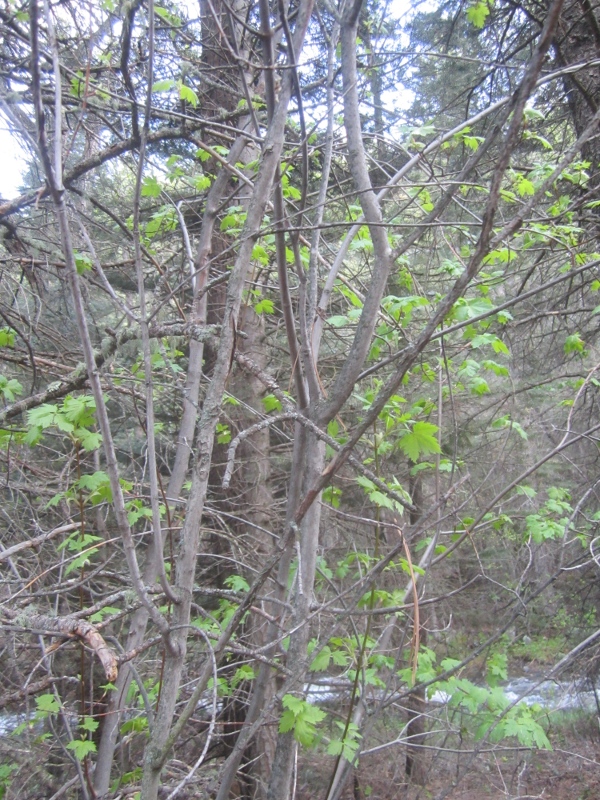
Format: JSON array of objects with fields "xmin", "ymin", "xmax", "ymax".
[
  {"xmin": 234, "ymin": 305, "xmax": 278, "ymax": 799},
  {"xmin": 92, "ymin": 130, "xmax": 251, "ymax": 799},
  {"xmin": 556, "ymin": 0, "xmax": 600, "ymax": 167},
  {"xmin": 266, "ymin": 434, "xmax": 325, "ymax": 800},
  {"xmin": 213, "ymin": 422, "xmax": 308, "ymax": 800},
  {"xmin": 139, "ymin": 1, "xmax": 316, "ymax": 795},
  {"xmin": 316, "ymin": 0, "xmax": 394, "ymax": 427}
]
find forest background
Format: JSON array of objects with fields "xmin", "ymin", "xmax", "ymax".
[{"xmin": 1, "ymin": 0, "xmax": 600, "ymax": 798}]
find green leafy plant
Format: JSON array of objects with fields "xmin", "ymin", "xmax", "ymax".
[
  {"xmin": 525, "ymin": 487, "xmax": 572, "ymax": 543},
  {"xmin": 327, "ymin": 721, "xmax": 362, "ymax": 762},
  {"xmin": 396, "ymin": 421, "xmax": 441, "ymax": 462},
  {"xmin": 25, "ymin": 394, "xmax": 101, "ymax": 450},
  {"xmin": 0, "ymin": 327, "xmax": 16, "ymax": 347},
  {"xmin": 0, "ymin": 764, "xmax": 17, "ymax": 800},
  {"xmin": 0, "ymin": 375, "xmax": 23, "ymax": 402},
  {"xmin": 35, "ymin": 693, "xmax": 60, "ymax": 716},
  {"xmin": 279, "ymin": 695, "xmax": 326, "ymax": 746},
  {"xmin": 57, "ymin": 529, "xmax": 103, "ymax": 575},
  {"xmin": 67, "ymin": 737, "xmax": 97, "ymax": 761}
]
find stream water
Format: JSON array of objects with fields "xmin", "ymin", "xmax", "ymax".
[
  {"xmin": 2, "ymin": 676, "xmax": 596, "ymax": 738},
  {"xmin": 306, "ymin": 675, "xmax": 600, "ymax": 713},
  {"xmin": 0, "ymin": 713, "xmax": 26, "ymax": 737},
  {"xmin": 502, "ymin": 675, "xmax": 600, "ymax": 711}
]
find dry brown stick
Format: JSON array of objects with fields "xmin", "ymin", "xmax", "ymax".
[
  {"xmin": 400, "ymin": 529, "xmax": 420, "ymax": 684},
  {"xmin": 0, "ymin": 523, "xmax": 78, "ymax": 563},
  {"xmin": 4, "ymin": 609, "xmax": 118, "ymax": 682},
  {"xmin": 0, "ymin": 676, "xmax": 54, "ymax": 708}
]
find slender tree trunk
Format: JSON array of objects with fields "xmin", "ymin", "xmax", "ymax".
[
  {"xmin": 213, "ymin": 423, "xmax": 309, "ymax": 800},
  {"xmin": 235, "ymin": 305, "xmax": 278, "ymax": 799},
  {"xmin": 266, "ymin": 433, "xmax": 325, "ymax": 800},
  {"xmin": 92, "ymin": 131, "xmax": 249, "ymax": 798},
  {"xmin": 139, "ymin": 5, "xmax": 315, "ymax": 795},
  {"xmin": 405, "ymin": 688, "xmax": 427, "ymax": 786},
  {"xmin": 405, "ymin": 476, "xmax": 427, "ymax": 785},
  {"xmin": 555, "ymin": 0, "xmax": 600, "ymax": 242},
  {"xmin": 556, "ymin": 0, "xmax": 600, "ymax": 165}
]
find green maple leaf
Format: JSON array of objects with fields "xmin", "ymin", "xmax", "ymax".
[
  {"xmin": 179, "ymin": 82, "xmax": 198, "ymax": 107},
  {"xmin": 0, "ymin": 377, "xmax": 23, "ymax": 401},
  {"xmin": 27, "ymin": 404, "xmax": 59, "ymax": 428},
  {"xmin": 278, "ymin": 709, "xmax": 297, "ymax": 734},
  {"xmin": 36, "ymin": 694, "xmax": 60, "ymax": 714},
  {"xmin": 310, "ymin": 646, "xmax": 331, "ymax": 672},
  {"xmin": 262, "ymin": 394, "xmax": 282, "ymax": 413},
  {"xmin": 397, "ymin": 421, "xmax": 441, "ymax": 462},
  {"xmin": 467, "ymin": 0, "xmax": 490, "ymax": 28},
  {"xmin": 152, "ymin": 78, "xmax": 175, "ymax": 93},
  {"xmin": 279, "ymin": 696, "xmax": 326, "ymax": 746},
  {"xmin": 327, "ymin": 739, "xmax": 344, "ymax": 756},
  {"xmin": 141, "ymin": 176, "xmax": 161, "ymax": 197},
  {"xmin": 67, "ymin": 739, "xmax": 97, "ymax": 760},
  {"xmin": 75, "ymin": 428, "xmax": 102, "ymax": 451},
  {"xmin": 77, "ymin": 471, "xmax": 109, "ymax": 491},
  {"xmin": 293, "ymin": 717, "xmax": 316, "ymax": 747},
  {"xmin": 0, "ymin": 327, "xmax": 16, "ymax": 347},
  {"xmin": 224, "ymin": 574, "xmax": 250, "ymax": 592}
]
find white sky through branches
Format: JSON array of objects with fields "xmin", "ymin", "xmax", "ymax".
[
  {"xmin": 0, "ymin": 123, "xmax": 28, "ymax": 199},
  {"xmin": 0, "ymin": 0, "xmax": 423, "ymax": 199}
]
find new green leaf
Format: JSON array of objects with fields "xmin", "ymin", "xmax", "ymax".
[{"xmin": 397, "ymin": 422, "xmax": 441, "ymax": 462}]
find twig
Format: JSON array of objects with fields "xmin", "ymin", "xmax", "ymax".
[
  {"xmin": 0, "ymin": 523, "xmax": 78, "ymax": 563},
  {"xmin": 222, "ymin": 411, "xmax": 414, "ymax": 511}
]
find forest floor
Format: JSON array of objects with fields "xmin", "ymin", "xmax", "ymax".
[{"xmin": 297, "ymin": 714, "xmax": 600, "ymax": 800}]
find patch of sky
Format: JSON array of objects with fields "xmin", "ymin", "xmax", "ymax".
[{"xmin": 0, "ymin": 117, "xmax": 29, "ymax": 200}]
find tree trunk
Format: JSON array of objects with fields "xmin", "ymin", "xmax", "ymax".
[
  {"xmin": 405, "ymin": 474, "xmax": 427, "ymax": 786},
  {"xmin": 237, "ymin": 306, "xmax": 278, "ymax": 798},
  {"xmin": 139, "ymin": 4, "xmax": 316, "ymax": 794},
  {"xmin": 555, "ymin": 0, "xmax": 600, "ymax": 188},
  {"xmin": 92, "ymin": 131, "xmax": 249, "ymax": 799},
  {"xmin": 213, "ymin": 422, "xmax": 310, "ymax": 800},
  {"xmin": 556, "ymin": 1, "xmax": 600, "ymax": 134},
  {"xmin": 404, "ymin": 664, "xmax": 427, "ymax": 786},
  {"xmin": 266, "ymin": 433, "xmax": 326, "ymax": 800}
]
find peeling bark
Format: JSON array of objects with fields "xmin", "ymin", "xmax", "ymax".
[{"xmin": 3, "ymin": 609, "xmax": 118, "ymax": 682}]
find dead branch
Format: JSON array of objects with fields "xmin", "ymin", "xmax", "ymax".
[{"xmin": 3, "ymin": 609, "xmax": 118, "ymax": 682}]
